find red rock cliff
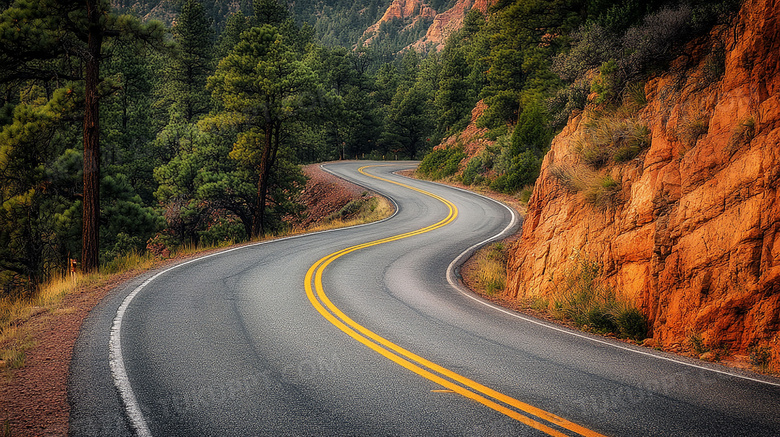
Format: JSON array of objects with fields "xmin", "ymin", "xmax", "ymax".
[{"xmin": 506, "ymin": 0, "xmax": 780, "ymax": 357}]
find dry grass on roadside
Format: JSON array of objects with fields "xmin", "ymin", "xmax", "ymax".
[
  {"xmin": 546, "ymin": 253, "xmax": 647, "ymax": 342},
  {"xmin": 469, "ymin": 243, "xmax": 509, "ymax": 296},
  {"xmin": 0, "ymin": 272, "xmax": 99, "ymax": 373}
]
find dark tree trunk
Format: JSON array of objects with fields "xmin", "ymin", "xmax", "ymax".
[
  {"xmin": 82, "ymin": 0, "xmax": 103, "ymax": 272},
  {"xmin": 251, "ymin": 126, "xmax": 273, "ymax": 238}
]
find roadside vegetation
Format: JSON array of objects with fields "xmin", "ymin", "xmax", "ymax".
[
  {"xmin": 418, "ymin": 0, "xmax": 739, "ymax": 200},
  {"xmin": 463, "ymin": 245, "xmax": 648, "ymax": 343},
  {"xmin": 544, "ymin": 254, "xmax": 647, "ymax": 342},
  {"xmin": 304, "ymin": 195, "xmax": 393, "ymax": 233},
  {"xmin": 468, "ymin": 242, "xmax": 509, "ymax": 296}
]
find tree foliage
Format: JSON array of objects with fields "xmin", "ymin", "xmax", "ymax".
[{"xmin": 206, "ymin": 25, "xmax": 316, "ymax": 237}]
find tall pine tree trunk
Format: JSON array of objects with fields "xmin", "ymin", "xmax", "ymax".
[
  {"xmin": 251, "ymin": 126, "xmax": 273, "ymax": 238},
  {"xmin": 82, "ymin": 0, "xmax": 102, "ymax": 272}
]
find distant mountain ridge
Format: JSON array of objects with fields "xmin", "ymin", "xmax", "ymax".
[
  {"xmin": 359, "ymin": 0, "xmax": 498, "ymax": 53},
  {"xmin": 111, "ymin": 0, "xmax": 253, "ymax": 31},
  {"xmin": 361, "ymin": 0, "xmax": 496, "ymax": 52}
]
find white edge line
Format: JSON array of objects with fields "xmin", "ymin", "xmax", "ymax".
[
  {"xmin": 109, "ymin": 164, "xmax": 402, "ymax": 436},
  {"xmin": 435, "ymin": 183, "xmax": 780, "ymax": 388}
]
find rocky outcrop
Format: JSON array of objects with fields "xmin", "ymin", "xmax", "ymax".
[
  {"xmin": 507, "ymin": 0, "xmax": 780, "ymax": 359},
  {"xmin": 362, "ymin": 0, "xmax": 437, "ymax": 45},
  {"xmin": 363, "ymin": 0, "xmax": 497, "ymax": 51},
  {"xmin": 409, "ymin": 0, "xmax": 495, "ymax": 52},
  {"xmin": 436, "ymin": 100, "xmax": 492, "ymax": 157}
]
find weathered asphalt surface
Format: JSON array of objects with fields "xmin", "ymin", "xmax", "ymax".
[{"xmin": 69, "ymin": 161, "xmax": 780, "ymax": 436}]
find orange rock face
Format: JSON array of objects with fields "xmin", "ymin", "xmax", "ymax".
[{"xmin": 506, "ymin": 0, "xmax": 780, "ymax": 357}]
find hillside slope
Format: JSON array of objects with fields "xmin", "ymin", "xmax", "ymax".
[{"xmin": 507, "ymin": 0, "xmax": 779, "ymax": 364}]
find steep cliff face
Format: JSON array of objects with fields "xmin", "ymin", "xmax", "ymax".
[{"xmin": 507, "ymin": 0, "xmax": 780, "ymax": 357}]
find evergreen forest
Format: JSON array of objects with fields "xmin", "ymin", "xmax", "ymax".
[{"xmin": 0, "ymin": 0, "xmax": 740, "ymax": 298}]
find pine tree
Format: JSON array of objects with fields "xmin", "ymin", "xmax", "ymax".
[
  {"xmin": 206, "ymin": 25, "xmax": 316, "ymax": 237},
  {"xmin": 254, "ymin": 0, "xmax": 289, "ymax": 26},
  {"xmin": 168, "ymin": 0, "xmax": 215, "ymax": 123},
  {"xmin": 0, "ymin": 87, "xmax": 80, "ymax": 295},
  {"xmin": 0, "ymin": 0, "xmax": 165, "ymax": 273},
  {"xmin": 216, "ymin": 12, "xmax": 249, "ymax": 60}
]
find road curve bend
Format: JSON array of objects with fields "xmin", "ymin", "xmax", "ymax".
[{"xmin": 69, "ymin": 161, "xmax": 780, "ymax": 436}]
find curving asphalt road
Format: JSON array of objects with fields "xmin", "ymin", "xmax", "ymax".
[{"xmin": 69, "ymin": 161, "xmax": 780, "ymax": 436}]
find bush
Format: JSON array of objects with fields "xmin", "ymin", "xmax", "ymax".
[
  {"xmin": 593, "ymin": 0, "xmax": 653, "ymax": 32},
  {"xmin": 551, "ymin": 164, "xmax": 622, "ymax": 209},
  {"xmin": 478, "ymin": 90, "xmax": 521, "ymax": 130},
  {"xmin": 418, "ymin": 147, "xmax": 466, "ymax": 180},
  {"xmin": 199, "ymin": 216, "xmax": 247, "ymax": 246},
  {"xmin": 511, "ymin": 99, "xmax": 552, "ymax": 155},
  {"xmin": 591, "ymin": 59, "xmax": 618, "ymax": 104},
  {"xmin": 619, "ymin": 5, "xmax": 693, "ymax": 81},
  {"xmin": 583, "ymin": 174, "xmax": 622, "ymax": 209},
  {"xmin": 688, "ymin": 331, "xmax": 709, "ymax": 355},
  {"xmin": 461, "ymin": 155, "xmax": 486, "ymax": 186},
  {"xmin": 102, "ymin": 232, "xmax": 144, "ymax": 265},
  {"xmin": 678, "ymin": 112, "xmax": 709, "ymax": 149},
  {"xmin": 490, "ymin": 150, "xmax": 541, "ymax": 194},
  {"xmin": 547, "ymin": 79, "xmax": 590, "ymax": 128},
  {"xmin": 615, "ymin": 306, "xmax": 648, "ymax": 341},
  {"xmin": 620, "ymin": 82, "xmax": 647, "ymax": 113},
  {"xmin": 554, "ymin": 5, "xmax": 701, "ymax": 108},
  {"xmin": 551, "ymin": 23, "xmax": 619, "ymax": 83},
  {"xmin": 748, "ymin": 342, "xmax": 772, "ymax": 371}
]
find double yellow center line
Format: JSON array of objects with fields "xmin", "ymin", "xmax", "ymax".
[{"xmin": 304, "ymin": 165, "xmax": 605, "ymax": 437}]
